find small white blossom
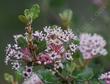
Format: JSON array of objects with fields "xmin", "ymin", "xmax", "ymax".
[
  {"xmin": 33, "ymin": 31, "xmax": 46, "ymax": 40},
  {"xmin": 49, "ymin": 51, "xmax": 61, "ymax": 60},
  {"xmin": 23, "ymin": 66, "xmax": 33, "ymax": 79},
  {"xmin": 5, "ymin": 44, "xmax": 23, "ymax": 64},
  {"xmin": 99, "ymin": 71, "xmax": 110, "ymax": 84},
  {"xmin": 22, "ymin": 73, "xmax": 43, "ymax": 84},
  {"xmin": 64, "ymin": 52, "xmax": 73, "ymax": 60},
  {"xmin": 69, "ymin": 43, "xmax": 78, "ymax": 52},
  {"xmin": 54, "ymin": 60, "xmax": 63, "ymax": 69},
  {"xmin": 11, "ymin": 61, "xmax": 20, "ymax": 70}
]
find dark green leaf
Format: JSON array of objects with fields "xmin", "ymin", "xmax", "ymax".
[
  {"xmin": 76, "ymin": 67, "xmax": 94, "ymax": 80},
  {"xmin": 37, "ymin": 69, "xmax": 60, "ymax": 84},
  {"xmin": 34, "ymin": 40, "xmax": 47, "ymax": 54},
  {"xmin": 73, "ymin": 40, "xmax": 80, "ymax": 45},
  {"xmin": 63, "ymin": 61, "xmax": 76, "ymax": 75},
  {"xmin": 17, "ymin": 36, "xmax": 27, "ymax": 48}
]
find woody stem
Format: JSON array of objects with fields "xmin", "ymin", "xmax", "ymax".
[{"xmin": 26, "ymin": 24, "xmax": 36, "ymax": 61}]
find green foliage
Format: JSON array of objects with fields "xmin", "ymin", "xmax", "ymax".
[
  {"xmin": 76, "ymin": 67, "xmax": 94, "ymax": 80},
  {"xmin": 18, "ymin": 15, "xmax": 29, "ymax": 24},
  {"xmin": 89, "ymin": 79, "xmax": 101, "ymax": 84},
  {"xmin": 16, "ymin": 36, "xmax": 28, "ymax": 48},
  {"xmin": 30, "ymin": 4, "xmax": 40, "ymax": 20},
  {"xmin": 15, "ymin": 71, "xmax": 22, "ymax": 82},
  {"xmin": 37, "ymin": 69, "xmax": 60, "ymax": 84},
  {"xmin": 62, "ymin": 61, "xmax": 76, "ymax": 76},
  {"xmin": 73, "ymin": 40, "xmax": 80, "ymax": 45},
  {"xmin": 19, "ymin": 4, "xmax": 40, "ymax": 24},
  {"xmin": 59, "ymin": 9, "xmax": 73, "ymax": 28},
  {"xmin": 4, "ymin": 73, "xmax": 14, "ymax": 83},
  {"xmin": 3, "ymin": 2, "xmax": 109, "ymax": 84},
  {"xmin": 34, "ymin": 40, "xmax": 47, "ymax": 54}
]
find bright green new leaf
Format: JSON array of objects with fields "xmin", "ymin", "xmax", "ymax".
[
  {"xmin": 59, "ymin": 9, "xmax": 73, "ymax": 23},
  {"xmin": 18, "ymin": 15, "xmax": 29, "ymax": 24},
  {"xmin": 24, "ymin": 9, "xmax": 32, "ymax": 21},
  {"xmin": 4, "ymin": 73, "xmax": 14, "ymax": 83},
  {"xmin": 19, "ymin": 4, "xmax": 40, "ymax": 24},
  {"xmin": 59, "ymin": 9, "xmax": 73, "ymax": 29},
  {"xmin": 30, "ymin": 4, "xmax": 40, "ymax": 20}
]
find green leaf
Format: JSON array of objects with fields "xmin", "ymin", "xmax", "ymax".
[
  {"xmin": 19, "ymin": 4, "xmax": 40, "ymax": 24},
  {"xmin": 4, "ymin": 73, "xmax": 14, "ymax": 83},
  {"xmin": 76, "ymin": 67, "xmax": 94, "ymax": 80},
  {"xmin": 63, "ymin": 61, "xmax": 76, "ymax": 75},
  {"xmin": 89, "ymin": 79, "xmax": 102, "ymax": 84},
  {"xmin": 18, "ymin": 15, "xmax": 29, "ymax": 24},
  {"xmin": 30, "ymin": 4, "xmax": 40, "ymax": 20},
  {"xmin": 59, "ymin": 9, "xmax": 73, "ymax": 23},
  {"xmin": 34, "ymin": 40, "xmax": 47, "ymax": 54},
  {"xmin": 73, "ymin": 40, "xmax": 80, "ymax": 45},
  {"xmin": 24, "ymin": 9, "xmax": 32, "ymax": 23},
  {"xmin": 37, "ymin": 69, "xmax": 60, "ymax": 84},
  {"xmin": 15, "ymin": 71, "xmax": 22, "ymax": 82},
  {"xmin": 59, "ymin": 9, "xmax": 73, "ymax": 29},
  {"xmin": 17, "ymin": 36, "xmax": 27, "ymax": 48}
]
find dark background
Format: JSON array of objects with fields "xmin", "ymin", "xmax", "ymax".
[{"xmin": 0, "ymin": 0, "xmax": 110, "ymax": 83}]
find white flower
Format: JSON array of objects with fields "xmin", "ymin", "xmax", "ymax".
[
  {"xmin": 69, "ymin": 43, "xmax": 78, "ymax": 52},
  {"xmin": 99, "ymin": 49, "xmax": 108, "ymax": 56},
  {"xmin": 49, "ymin": 51, "xmax": 61, "ymax": 60},
  {"xmin": 64, "ymin": 52, "xmax": 73, "ymax": 60},
  {"xmin": 54, "ymin": 61, "xmax": 63, "ymax": 69},
  {"xmin": 22, "ymin": 73, "xmax": 43, "ymax": 84},
  {"xmin": 5, "ymin": 43, "xmax": 23, "ymax": 71},
  {"xmin": 33, "ymin": 31, "xmax": 46, "ymax": 40},
  {"xmin": 11, "ymin": 61, "xmax": 20, "ymax": 70},
  {"xmin": 99, "ymin": 71, "xmax": 110, "ymax": 84},
  {"xmin": 49, "ymin": 38, "xmax": 63, "ymax": 45},
  {"xmin": 43, "ymin": 26, "xmax": 77, "ymax": 42},
  {"xmin": 15, "ymin": 51, "xmax": 23, "ymax": 59},
  {"xmin": 23, "ymin": 66, "xmax": 33, "ymax": 79}
]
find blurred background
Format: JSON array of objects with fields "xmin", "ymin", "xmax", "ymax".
[{"xmin": 0, "ymin": 0, "xmax": 110, "ymax": 83}]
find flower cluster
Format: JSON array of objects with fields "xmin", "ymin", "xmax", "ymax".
[
  {"xmin": 34, "ymin": 26, "xmax": 78, "ymax": 70},
  {"xmin": 5, "ymin": 44, "xmax": 23, "ymax": 70},
  {"xmin": 5, "ymin": 26, "xmax": 108, "ymax": 82},
  {"xmin": 79, "ymin": 33, "xmax": 107, "ymax": 59},
  {"xmin": 4, "ymin": 4, "xmax": 109, "ymax": 84},
  {"xmin": 99, "ymin": 71, "xmax": 110, "ymax": 84}
]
